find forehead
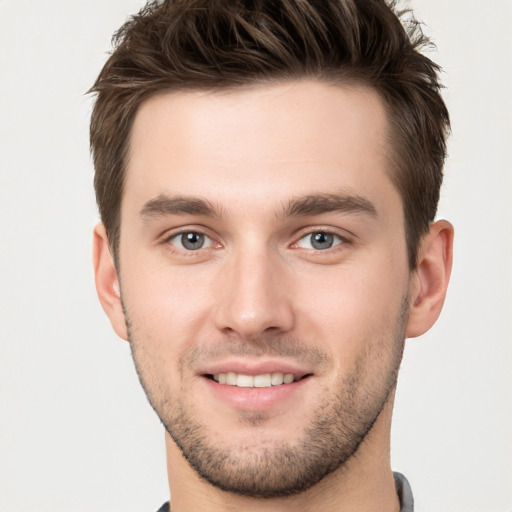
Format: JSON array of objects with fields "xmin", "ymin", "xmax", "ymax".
[{"xmin": 124, "ymin": 80, "xmax": 399, "ymax": 220}]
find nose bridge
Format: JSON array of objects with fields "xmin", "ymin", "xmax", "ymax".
[{"xmin": 213, "ymin": 240, "xmax": 294, "ymax": 338}]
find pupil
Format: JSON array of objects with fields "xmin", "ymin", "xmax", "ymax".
[
  {"xmin": 182, "ymin": 232, "xmax": 204, "ymax": 250},
  {"xmin": 311, "ymin": 232, "xmax": 333, "ymax": 250}
]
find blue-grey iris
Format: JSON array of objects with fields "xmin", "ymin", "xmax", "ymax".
[
  {"xmin": 182, "ymin": 232, "xmax": 205, "ymax": 250},
  {"xmin": 311, "ymin": 232, "xmax": 334, "ymax": 250}
]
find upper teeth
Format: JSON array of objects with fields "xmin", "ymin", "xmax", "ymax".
[{"xmin": 212, "ymin": 372, "xmax": 295, "ymax": 388}]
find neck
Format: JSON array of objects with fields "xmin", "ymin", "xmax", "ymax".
[{"xmin": 164, "ymin": 396, "xmax": 400, "ymax": 512}]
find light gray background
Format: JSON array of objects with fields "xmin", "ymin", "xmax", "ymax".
[{"xmin": 0, "ymin": 1, "xmax": 510, "ymax": 511}]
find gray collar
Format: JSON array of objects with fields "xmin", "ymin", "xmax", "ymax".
[{"xmin": 394, "ymin": 472, "xmax": 414, "ymax": 512}]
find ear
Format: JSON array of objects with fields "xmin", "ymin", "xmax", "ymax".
[
  {"xmin": 406, "ymin": 220, "xmax": 454, "ymax": 338},
  {"xmin": 92, "ymin": 223, "xmax": 128, "ymax": 341}
]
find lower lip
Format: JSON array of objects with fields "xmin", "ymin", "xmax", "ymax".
[{"xmin": 202, "ymin": 376, "xmax": 311, "ymax": 410}]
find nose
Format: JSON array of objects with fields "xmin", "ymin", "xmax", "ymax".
[{"xmin": 212, "ymin": 247, "xmax": 295, "ymax": 340}]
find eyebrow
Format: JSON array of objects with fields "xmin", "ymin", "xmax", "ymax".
[
  {"xmin": 140, "ymin": 194, "xmax": 220, "ymax": 220},
  {"xmin": 139, "ymin": 191, "xmax": 377, "ymax": 221},
  {"xmin": 281, "ymin": 192, "xmax": 377, "ymax": 218}
]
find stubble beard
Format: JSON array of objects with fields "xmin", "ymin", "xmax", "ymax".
[{"xmin": 126, "ymin": 297, "xmax": 409, "ymax": 498}]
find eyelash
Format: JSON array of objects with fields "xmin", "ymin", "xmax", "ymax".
[
  {"xmin": 163, "ymin": 229, "xmax": 219, "ymax": 254},
  {"xmin": 161, "ymin": 228, "xmax": 351, "ymax": 255},
  {"xmin": 293, "ymin": 230, "xmax": 348, "ymax": 252}
]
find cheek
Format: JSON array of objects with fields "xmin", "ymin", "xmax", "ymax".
[
  {"xmin": 296, "ymin": 255, "xmax": 409, "ymax": 363},
  {"xmin": 121, "ymin": 267, "xmax": 211, "ymax": 400},
  {"xmin": 120, "ymin": 256, "xmax": 215, "ymax": 345}
]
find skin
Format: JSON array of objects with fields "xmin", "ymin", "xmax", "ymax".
[{"xmin": 94, "ymin": 81, "xmax": 453, "ymax": 512}]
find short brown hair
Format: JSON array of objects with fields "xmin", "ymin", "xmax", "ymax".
[{"xmin": 89, "ymin": 0, "xmax": 449, "ymax": 268}]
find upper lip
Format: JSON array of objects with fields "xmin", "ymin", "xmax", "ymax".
[{"xmin": 200, "ymin": 359, "xmax": 313, "ymax": 380}]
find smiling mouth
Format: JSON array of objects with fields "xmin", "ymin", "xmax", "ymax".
[{"xmin": 207, "ymin": 372, "xmax": 311, "ymax": 388}]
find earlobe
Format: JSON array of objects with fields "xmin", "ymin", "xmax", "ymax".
[
  {"xmin": 92, "ymin": 223, "xmax": 129, "ymax": 341},
  {"xmin": 406, "ymin": 220, "xmax": 454, "ymax": 338}
]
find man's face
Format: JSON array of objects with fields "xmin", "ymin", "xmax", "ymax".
[{"xmin": 118, "ymin": 81, "xmax": 413, "ymax": 496}]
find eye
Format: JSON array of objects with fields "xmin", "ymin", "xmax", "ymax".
[
  {"xmin": 296, "ymin": 231, "xmax": 344, "ymax": 250},
  {"xmin": 168, "ymin": 231, "xmax": 213, "ymax": 251}
]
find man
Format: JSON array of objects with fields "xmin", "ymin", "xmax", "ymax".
[{"xmin": 90, "ymin": 0, "xmax": 453, "ymax": 510}]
